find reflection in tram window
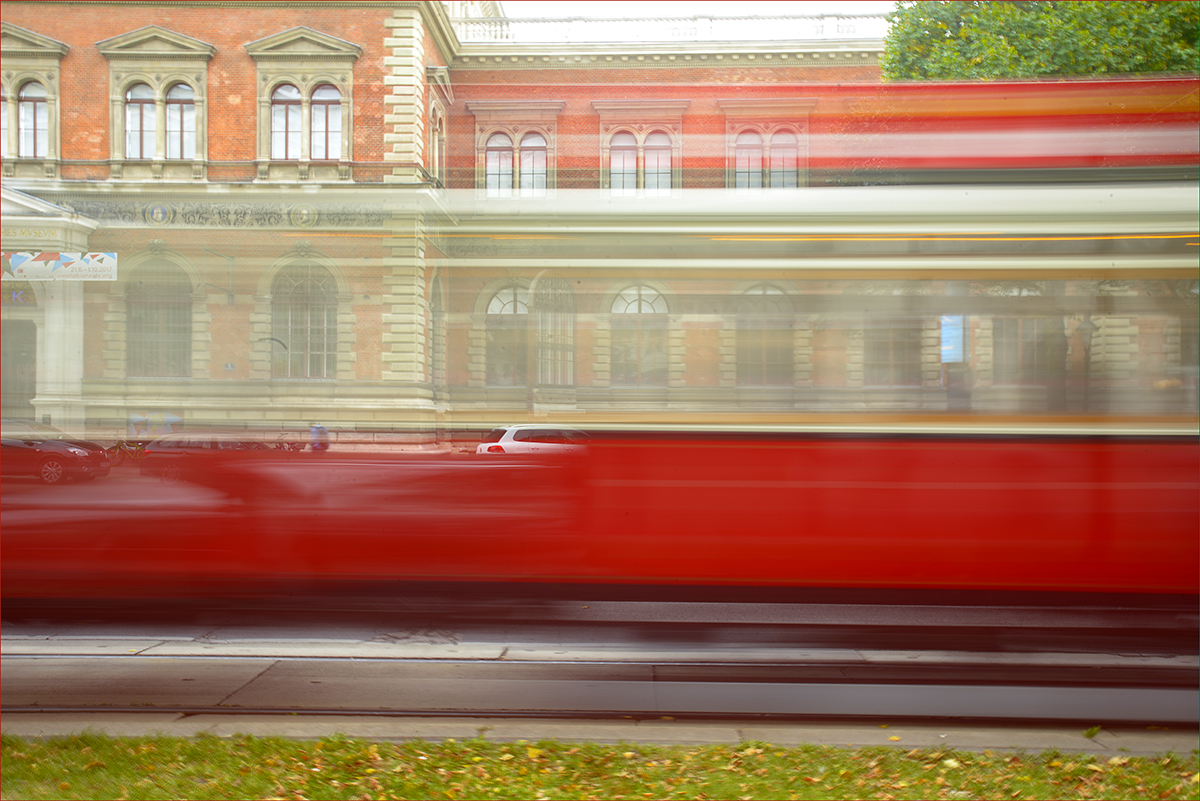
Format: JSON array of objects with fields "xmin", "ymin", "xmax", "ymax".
[
  {"xmin": 864, "ymin": 319, "xmax": 922, "ymax": 387},
  {"xmin": 487, "ymin": 285, "xmax": 529, "ymax": 386},
  {"xmin": 611, "ymin": 285, "xmax": 669, "ymax": 387},
  {"xmin": 126, "ymin": 263, "xmax": 192, "ymax": 378},
  {"xmin": 737, "ymin": 285, "xmax": 793, "ymax": 386},
  {"xmin": 271, "ymin": 265, "xmax": 338, "ymax": 379}
]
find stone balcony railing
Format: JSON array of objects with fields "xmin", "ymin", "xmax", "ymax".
[{"xmin": 449, "ymin": 14, "xmax": 889, "ymax": 44}]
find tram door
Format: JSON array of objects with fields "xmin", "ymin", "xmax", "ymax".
[{"xmin": 1, "ymin": 320, "xmax": 37, "ymax": 418}]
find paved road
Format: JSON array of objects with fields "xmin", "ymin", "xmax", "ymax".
[{"xmin": 4, "ymin": 624, "xmax": 1197, "ymax": 755}]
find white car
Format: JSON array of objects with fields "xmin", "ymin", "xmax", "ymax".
[{"xmin": 475, "ymin": 425, "xmax": 590, "ymax": 454}]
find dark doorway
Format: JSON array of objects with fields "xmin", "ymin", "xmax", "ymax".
[{"xmin": 2, "ymin": 320, "xmax": 37, "ymax": 418}]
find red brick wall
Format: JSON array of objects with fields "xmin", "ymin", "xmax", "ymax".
[
  {"xmin": 2, "ymin": 3, "xmax": 393, "ymax": 167},
  {"xmin": 445, "ymin": 64, "xmax": 882, "ymax": 189}
]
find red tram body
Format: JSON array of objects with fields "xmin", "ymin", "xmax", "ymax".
[{"xmin": 2, "ymin": 434, "xmax": 1196, "ymax": 601}]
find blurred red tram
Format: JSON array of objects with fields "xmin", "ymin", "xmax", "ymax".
[
  {"xmin": 1, "ymin": 431, "xmax": 1196, "ymax": 601},
  {"xmin": 2, "ymin": 76, "xmax": 1197, "ymax": 606}
]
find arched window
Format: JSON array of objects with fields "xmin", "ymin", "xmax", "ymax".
[
  {"xmin": 737, "ymin": 285, "xmax": 793, "ymax": 386},
  {"xmin": 734, "ymin": 131, "xmax": 763, "ymax": 191},
  {"xmin": 486, "ymin": 285, "xmax": 529, "ymax": 385},
  {"xmin": 611, "ymin": 285, "xmax": 668, "ymax": 386},
  {"xmin": 165, "ymin": 84, "xmax": 196, "ymax": 160},
  {"xmin": 610, "ymin": 132, "xmax": 637, "ymax": 197},
  {"xmin": 769, "ymin": 131, "xmax": 799, "ymax": 189},
  {"xmin": 19, "ymin": 81, "xmax": 49, "ymax": 158},
  {"xmin": 125, "ymin": 83, "xmax": 156, "ymax": 160},
  {"xmin": 485, "ymin": 132, "xmax": 513, "ymax": 197},
  {"xmin": 535, "ymin": 278, "xmax": 575, "ymax": 387},
  {"xmin": 270, "ymin": 84, "xmax": 302, "ymax": 160},
  {"xmin": 311, "ymin": 84, "xmax": 341, "ymax": 161},
  {"xmin": 271, "ymin": 265, "xmax": 338, "ymax": 379},
  {"xmin": 127, "ymin": 263, "xmax": 192, "ymax": 377},
  {"xmin": 644, "ymin": 131, "xmax": 672, "ymax": 197},
  {"xmin": 520, "ymin": 132, "xmax": 547, "ymax": 197}
]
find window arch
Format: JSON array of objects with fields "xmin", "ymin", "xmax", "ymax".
[
  {"xmin": 737, "ymin": 285, "xmax": 793, "ymax": 386},
  {"xmin": 734, "ymin": 131, "xmax": 763, "ymax": 191},
  {"xmin": 429, "ymin": 105, "xmax": 447, "ymax": 186},
  {"xmin": 769, "ymin": 131, "xmax": 799, "ymax": 189},
  {"xmin": 126, "ymin": 262, "xmax": 192, "ymax": 377},
  {"xmin": 611, "ymin": 285, "xmax": 669, "ymax": 386},
  {"xmin": 165, "ymin": 83, "xmax": 196, "ymax": 160},
  {"xmin": 124, "ymin": 83, "xmax": 156, "ymax": 160},
  {"xmin": 610, "ymin": 132, "xmax": 637, "ymax": 197},
  {"xmin": 485, "ymin": 132, "xmax": 513, "ymax": 197},
  {"xmin": 486, "ymin": 285, "xmax": 529, "ymax": 386},
  {"xmin": 520, "ymin": 132, "xmax": 547, "ymax": 197},
  {"xmin": 270, "ymin": 84, "xmax": 302, "ymax": 160},
  {"xmin": 18, "ymin": 81, "xmax": 48, "ymax": 158},
  {"xmin": 311, "ymin": 84, "xmax": 341, "ymax": 161},
  {"xmin": 271, "ymin": 264, "xmax": 338, "ymax": 379}
]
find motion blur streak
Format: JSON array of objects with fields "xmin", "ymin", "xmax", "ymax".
[{"xmin": 2, "ymin": 433, "xmax": 1196, "ymax": 602}]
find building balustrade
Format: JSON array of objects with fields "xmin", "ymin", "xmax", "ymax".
[{"xmin": 449, "ymin": 14, "xmax": 889, "ymax": 44}]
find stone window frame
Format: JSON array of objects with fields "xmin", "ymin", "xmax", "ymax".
[
  {"xmin": 717, "ymin": 98, "xmax": 817, "ymax": 192},
  {"xmin": 1, "ymin": 22, "xmax": 68, "ymax": 178},
  {"xmin": 482, "ymin": 281, "xmax": 532, "ymax": 387},
  {"xmin": 605, "ymin": 282, "xmax": 673, "ymax": 388},
  {"xmin": 108, "ymin": 247, "xmax": 209, "ymax": 381},
  {"xmin": 735, "ymin": 283, "xmax": 796, "ymax": 387},
  {"xmin": 466, "ymin": 100, "xmax": 565, "ymax": 199},
  {"xmin": 592, "ymin": 100, "xmax": 689, "ymax": 196},
  {"xmin": 426, "ymin": 66, "xmax": 453, "ymax": 187},
  {"xmin": 245, "ymin": 27, "xmax": 361, "ymax": 182},
  {"xmin": 249, "ymin": 246, "xmax": 356, "ymax": 382},
  {"xmin": 98, "ymin": 25, "xmax": 215, "ymax": 181}
]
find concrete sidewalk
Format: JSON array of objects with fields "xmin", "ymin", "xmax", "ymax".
[{"xmin": 3, "ymin": 712, "xmax": 1197, "ymax": 757}]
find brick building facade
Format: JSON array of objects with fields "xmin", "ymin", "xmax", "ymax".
[{"xmin": 1, "ymin": 2, "xmax": 1196, "ymax": 440}]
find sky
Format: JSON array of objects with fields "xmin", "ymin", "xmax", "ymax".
[{"xmin": 498, "ymin": 1, "xmax": 897, "ymax": 18}]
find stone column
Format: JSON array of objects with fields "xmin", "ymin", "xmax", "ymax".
[
  {"xmin": 384, "ymin": 7, "xmax": 427, "ymax": 184},
  {"xmin": 380, "ymin": 214, "xmax": 435, "ymax": 418},
  {"xmin": 33, "ymin": 280, "xmax": 85, "ymax": 431}
]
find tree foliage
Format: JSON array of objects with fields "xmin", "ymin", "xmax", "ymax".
[{"xmin": 882, "ymin": 1, "xmax": 1200, "ymax": 80}]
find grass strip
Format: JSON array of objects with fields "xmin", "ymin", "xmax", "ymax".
[{"xmin": 2, "ymin": 732, "xmax": 1198, "ymax": 800}]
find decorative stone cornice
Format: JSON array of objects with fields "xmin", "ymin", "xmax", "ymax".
[
  {"xmin": 426, "ymin": 65, "xmax": 454, "ymax": 105},
  {"xmin": 452, "ymin": 43, "xmax": 881, "ymax": 71},
  {"xmin": 245, "ymin": 26, "xmax": 362, "ymax": 63},
  {"xmin": 96, "ymin": 25, "xmax": 216, "ymax": 61},
  {"xmin": 1, "ymin": 21, "xmax": 69, "ymax": 59},
  {"xmin": 718, "ymin": 98, "xmax": 819, "ymax": 118},
  {"xmin": 592, "ymin": 100, "xmax": 691, "ymax": 118},
  {"xmin": 466, "ymin": 100, "xmax": 566, "ymax": 120}
]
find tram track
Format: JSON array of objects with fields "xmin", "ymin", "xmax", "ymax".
[
  {"xmin": 5, "ymin": 593, "xmax": 1197, "ymax": 727},
  {"xmin": 4, "ymin": 644, "xmax": 1197, "ymax": 725}
]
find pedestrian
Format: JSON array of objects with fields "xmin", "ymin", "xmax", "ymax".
[{"xmin": 310, "ymin": 422, "xmax": 330, "ymax": 453}]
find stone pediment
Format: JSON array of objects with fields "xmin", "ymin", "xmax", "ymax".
[
  {"xmin": 1, "ymin": 185, "xmax": 72, "ymax": 219},
  {"xmin": 245, "ymin": 27, "xmax": 362, "ymax": 62},
  {"xmin": 1, "ymin": 185, "xmax": 100, "ymax": 250},
  {"xmin": 96, "ymin": 26, "xmax": 216, "ymax": 61},
  {"xmin": 0, "ymin": 22, "xmax": 69, "ymax": 59}
]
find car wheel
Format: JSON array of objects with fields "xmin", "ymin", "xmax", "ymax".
[
  {"xmin": 39, "ymin": 457, "xmax": 68, "ymax": 484},
  {"xmin": 160, "ymin": 463, "xmax": 182, "ymax": 484}
]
